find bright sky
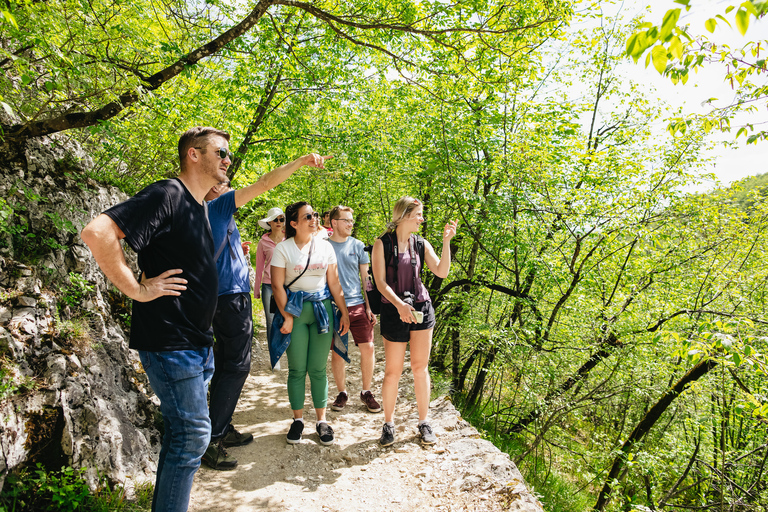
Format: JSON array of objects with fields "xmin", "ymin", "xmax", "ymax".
[{"xmin": 618, "ymin": 0, "xmax": 767, "ymax": 187}]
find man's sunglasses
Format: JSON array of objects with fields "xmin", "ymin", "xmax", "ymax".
[
  {"xmin": 195, "ymin": 146, "xmax": 233, "ymax": 161},
  {"xmin": 302, "ymin": 212, "xmax": 320, "ymax": 221}
]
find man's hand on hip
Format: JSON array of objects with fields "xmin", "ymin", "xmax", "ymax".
[{"xmin": 136, "ymin": 269, "xmax": 187, "ymax": 302}]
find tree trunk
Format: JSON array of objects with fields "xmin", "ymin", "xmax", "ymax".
[
  {"xmin": 228, "ymin": 68, "xmax": 284, "ymax": 180},
  {"xmin": 464, "ymin": 345, "xmax": 497, "ymax": 411},
  {"xmin": 594, "ymin": 359, "xmax": 718, "ymax": 511}
]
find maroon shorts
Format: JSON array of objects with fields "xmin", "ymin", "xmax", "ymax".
[{"xmin": 348, "ymin": 303, "xmax": 374, "ymax": 346}]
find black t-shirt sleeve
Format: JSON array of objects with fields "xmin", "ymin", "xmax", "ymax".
[{"xmin": 104, "ymin": 182, "xmax": 173, "ymax": 254}]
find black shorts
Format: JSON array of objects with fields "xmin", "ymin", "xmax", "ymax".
[{"xmin": 379, "ymin": 300, "xmax": 436, "ymax": 343}]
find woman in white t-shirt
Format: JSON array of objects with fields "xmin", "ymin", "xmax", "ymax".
[{"xmin": 271, "ymin": 201, "xmax": 350, "ymax": 446}]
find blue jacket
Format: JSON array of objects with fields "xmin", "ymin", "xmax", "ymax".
[{"xmin": 269, "ymin": 286, "xmax": 349, "ymax": 368}]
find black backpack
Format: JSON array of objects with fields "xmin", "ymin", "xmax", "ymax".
[{"xmin": 366, "ymin": 233, "xmax": 425, "ymax": 315}]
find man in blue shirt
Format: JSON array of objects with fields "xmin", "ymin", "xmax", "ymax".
[{"xmin": 203, "ymin": 153, "xmax": 330, "ymax": 470}]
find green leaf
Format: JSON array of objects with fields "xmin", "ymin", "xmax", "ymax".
[
  {"xmin": 626, "ymin": 33, "xmax": 640, "ymax": 58},
  {"xmin": 705, "ymin": 18, "xmax": 717, "ymax": 33},
  {"xmin": 1, "ymin": 9, "xmax": 18, "ymax": 29},
  {"xmin": 651, "ymin": 45, "xmax": 669, "ymax": 74},
  {"xmin": 735, "ymin": 9, "xmax": 749, "ymax": 35},
  {"xmin": 660, "ymin": 9, "xmax": 681, "ymax": 40},
  {"xmin": 715, "ymin": 14, "xmax": 732, "ymax": 27},
  {"xmin": 742, "ymin": 1, "xmax": 759, "ymax": 16},
  {"xmin": 669, "ymin": 36, "xmax": 683, "ymax": 60}
]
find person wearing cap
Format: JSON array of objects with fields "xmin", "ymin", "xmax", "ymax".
[
  {"xmin": 254, "ymin": 207, "xmax": 285, "ymax": 345},
  {"xmin": 202, "ymin": 153, "xmax": 331, "ymax": 470}
]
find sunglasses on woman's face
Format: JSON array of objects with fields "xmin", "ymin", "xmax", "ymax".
[
  {"xmin": 272, "ymin": 217, "xmax": 285, "ymax": 223},
  {"xmin": 302, "ymin": 212, "xmax": 320, "ymax": 221}
]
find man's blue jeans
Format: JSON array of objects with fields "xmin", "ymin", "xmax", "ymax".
[{"xmin": 139, "ymin": 347, "xmax": 214, "ymax": 512}]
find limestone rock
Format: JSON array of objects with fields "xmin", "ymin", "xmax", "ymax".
[{"xmin": 0, "ymin": 134, "xmax": 157, "ymax": 493}]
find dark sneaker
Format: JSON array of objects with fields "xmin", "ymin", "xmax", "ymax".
[
  {"xmin": 222, "ymin": 426, "xmax": 254, "ymax": 448},
  {"xmin": 316, "ymin": 422, "xmax": 335, "ymax": 446},
  {"xmin": 331, "ymin": 391, "xmax": 348, "ymax": 411},
  {"xmin": 360, "ymin": 391, "xmax": 382, "ymax": 413},
  {"xmin": 286, "ymin": 419, "xmax": 304, "ymax": 445},
  {"xmin": 202, "ymin": 441, "xmax": 238, "ymax": 470},
  {"xmin": 379, "ymin": 423, "xmax": 395, "ymax": 447},
  {"xmin": 418, "ymin": 423, "xmax": 437, "ymax": 445}
]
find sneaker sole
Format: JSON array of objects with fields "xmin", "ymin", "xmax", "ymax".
[
  {"xmin": 365, "ymin": 405, "xmax": 382, "ymax": 413},
  {"xmin": 330, "ymin": 404, "xmax": 345, "ymax": 411},
  {"xmin": 318, "ymin": 437, "xmax": 335, "ymax": 446},
  {"xmin": 379, "ymin": 438, "xmax": 395, "ymax": 447},
  {"xmin": 286, "ymin": 436, "xmax": 302, "ymax": 445},
  {"xmin": 420, "ymin": 437, "xmax": 436, "ymax": 446}
]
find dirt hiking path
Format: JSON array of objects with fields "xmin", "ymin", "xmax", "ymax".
[{"xmin": 188, "ymin": 323, "xmax": 543, "ymax": 512}]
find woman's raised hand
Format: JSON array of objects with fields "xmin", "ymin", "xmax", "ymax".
[{"xmin": 443, "ymin": 220, "xmax": 458, "ymax": 242}]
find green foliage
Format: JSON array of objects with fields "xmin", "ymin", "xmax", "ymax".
[
  {"xmin": 0, "ymin": 465, "xmax": 152, "ymax": 512},
  {"xmin": 0, "ymin": 465, "xmax": 90, "ymax": 512},
  {"xmin": 626, "ymin": 1, "xmax": 768, "ymax": 143},
  {"xmin": 60, "ymin": 272, "xmax": 95, "ymax": 312},
  {"xmin": 0, "ymin": 185, "xmax": 77, "ymax": 262},
  {"xmin": 0, "ymin": 363, "xmax": 18, "ymax": 400}
]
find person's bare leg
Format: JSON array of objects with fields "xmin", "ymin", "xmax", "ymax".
[
  {"xmin": 358, "ymin": 342, "xmax": 375, "ymax": 391},
  {"xmin": 409, "ymin": 329, "xmax": 434, "ymax": 422},
  {"xmin": 293, "ymin": 410, "xmax": 303, "ymax": 419},
  {"xmin": 382, "ymin": 339, "xmax": 407, "ymax": 423},
  {"xmin": 331, "ymin": 351, "xmax": 347, "ymax": 394},
  {"xmin": 315, "ymin": 407, "xmax": 326, "ymax": 422}
]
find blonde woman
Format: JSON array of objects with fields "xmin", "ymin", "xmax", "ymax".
[{"xmin": 372, "ymin": 197, "xmax": 457, "ymax": 446}]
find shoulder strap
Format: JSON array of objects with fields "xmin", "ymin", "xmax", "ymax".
[
  {"xmin": 286, "ymin": 237, "xmax": 314, "ymax": 288},
  {"xmin": 214, "ymin": 217, "xmax": 237, "ymax": 262},
  {"xmin": 415, "ymin": 234, "xmax": 425, "ymax": 276},
  {"xmin": 383, "ymin": 232, "xmax": 399, "ymax": 285}
]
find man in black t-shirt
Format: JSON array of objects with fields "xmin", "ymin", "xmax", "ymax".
[{"xmin": 81, "ymin": 126, "xmax": 233, "ymax": 512}]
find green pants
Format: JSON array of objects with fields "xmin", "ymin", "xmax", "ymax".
[{"xmin": 286, "ymin": 299, "xmax": 333, "ymax": 410}]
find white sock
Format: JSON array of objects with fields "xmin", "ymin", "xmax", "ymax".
[
  {"xmin": 418, "ymin": 419, "xmax": 430, "ymax": 427},
  {"xmin": 385, "ymin": 421, "xmax": 395, "ymax": 428},
  {"xmin": 317, "ymin": 420, "xmax": 328, "ymax": 426},
  {"xmin": 361, "ymin": 390, "xmax": 370, "ymax": 395},
  {"xmin": 293, "ymin": 418, "xmax": 304, "ymax": 424}
]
